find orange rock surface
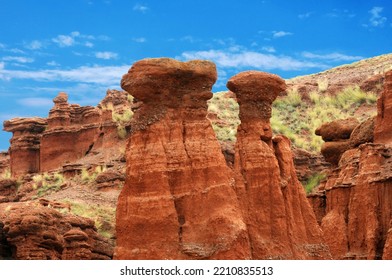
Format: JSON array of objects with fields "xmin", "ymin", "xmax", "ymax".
[
  {"xmin": 115, "ymin": 58, "xmax": 249, "ymax": 259},
  {"xmin": 228, "ymin": 71, "xmax": 330, "ymax": 259}
]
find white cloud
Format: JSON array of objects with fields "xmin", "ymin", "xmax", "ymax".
[
  {"xmin": 47, "ymin": 61, "xmax": 60, "ymax": 66},
  {"xmin": 0, "ymin": 43, "xmax": 5, "ymax": 49},
  {"xmin": 133, "ymin": 4, "xmax": 149, "ymax": 12},
  {"xmin": 9, "ymin": 48, "xmax": 25, "ymax": 54},
  {"xmin": 2, "ymin": 56, "xmax": 34, "ymax": 63},
  {"xmin": 0, "ymin": 64, "xmax": 129, "ymax": 85},
  {"xmin": 132, "ymin": 37, "xmax": 146, "ymax": 43},
  {"xmin": 51, "ymin": 32, "xmax": 109, "ymax": 48},
  {"xmin": 369, "ymin": 6, "xmax": 387, "ymax": 27},
  {"xmin": 272, "ymin": 31, "xmax": 293, "ymax": 38},
  {"xmin": 95, "ymin": 51, "xmax": 118, "ymax": 59},
  {"xmin": 298, "ymin": 12, "xmax": 313, "ymax": 19},
  {"xmin": 0, "ymin": 62, "xmax": 4, "ymax": 69},
  {"xmin": 17, "ymin": 97, "xmax": 53, "ymax": 107},
  {"xmin": 52, "ymin": 35, "xmax": 75, "ymax": 47},
  {"xmin": 302, "ymin": 52, "xmax": 363, "ymax": 61},
  {"xmin": 26, "ymin": 40, "xmax": 43, "ymax": 50},
  {"xmin": 179, "ymin": 49, "xmax": 328, "ymax": 71},
  {"xmin": 262, "ymin": 46, "xmax": 276, "ymax": 53}
]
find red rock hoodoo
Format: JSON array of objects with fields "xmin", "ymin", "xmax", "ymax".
[
  {"xmin": 309, "ymin": 70, "xmax": 392, "ymax": 259},
  {"xmin": 115, "ymin": 58, "xmax": 249, "ymax": 259},
  {"xmin": 115, "ymin": 61, "xmax": 331, "ymax": 260},
  {"xmin": 227, "ymin": 71, "xmax": 330, "ymax": 259}
]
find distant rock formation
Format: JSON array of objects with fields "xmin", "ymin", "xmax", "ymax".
[
  {"xmin": 115, "ymin": 60, "xmax": 331, "ymax": 260},
  {"xmin": 3, "ymin": 118, "xmax": 47, "ymax": 177},
  {"xmin": 309, "ymin": 70, "xmax": 392, "ymax": 259},
  {"xmin": 0, "ymin": 202, "xmax": 113, "ymax": 260},
  {"xmin": 3, "ymin": 90, "xmax": 131, "ymax": 176},
  {"xmin": 228, "ymin": 71, "xmax": 330, "ymax": 259}
]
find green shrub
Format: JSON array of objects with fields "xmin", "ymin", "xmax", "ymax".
[
  {"xmin": 32, "ymin": 172, "xmax": 64, "ymax": 197},
  {"xmin": 81, "ymin": 165, "xmax": 107, "ymax": 184},
  {"xmin": 0, "ymin": 168, "xmax": 11, "ymax": 179},
  {"xmin": 64, "ymin": 200, "xmax": 116, "ymax": 239},
  {"xmin": 303, "ymin": 172, "xmax": 327, "ymax": 194}
]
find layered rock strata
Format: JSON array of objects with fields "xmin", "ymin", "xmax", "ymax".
[
  {"xmin": 374, "ymin": 70, "xmax": 392, "ymax": 145},
  {"xmin": 310, "ymin": 70, "xmax": 392, "ymax": 259},
  {"xmin": 40, "ymin": 93, "xmax": 104, "ymax": 171},
  {"xmin": 115, "ymin": 58, "xmax": 249, "ymax": 259},
  {"xmin": 3, "ymin": 118, "xmax": 47, "ymax": 177},
  {"xmin": 227, "ymin": 71, "xmax": 330, "ymax": 259},
  {"xmin": 0, "ymin": 202, "xmax": 113, "ymax": 260}
]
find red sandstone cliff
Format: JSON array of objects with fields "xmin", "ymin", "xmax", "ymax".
[{"xmin": 309, "ymin": 70, "xmax": 392, "ymax": 259}]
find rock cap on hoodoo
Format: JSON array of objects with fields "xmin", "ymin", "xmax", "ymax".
[
  {"xmin": 121, "ymin": 58, "xmax": 217, "ymax": 102},
  {"xmin": 53, "ymin": 92, "xmax": 68, "ymax": 104},
  {"xmin": 315, "ymin": 118, "xmax": 360, "ymax": 142},
  {"xmin": 226, "ymin": 71, "xmax": 286, "ymax": 103}
]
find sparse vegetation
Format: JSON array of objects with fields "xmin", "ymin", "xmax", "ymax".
[
  {"xmin": 32, "ymin": 172, "xmax": 65, "ymax": 197},
  {"xmin": 81, "ymin": 165, "xmax": 107, "ymax": 184},
  {"xmin": 208, "ymin": 91, "xmax": 240, "ymax": 142},
  {"xmin": 63, "ymin": 200, "xmax": 116, "ymax": 239},
  {"xmin": 0, "ymin": 168, "xmax": 11, "ymax": 179},
  {"xmin": 303, "ymin": 172, "xmax": 327, "ymax": 194},
  {"xmin": 271, "ymin": 86, "xmax": 377, "ymax": 152}
]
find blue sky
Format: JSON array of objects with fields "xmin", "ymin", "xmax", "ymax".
[{"xmin": 0, "ymin": 0, "xmax": 391, "ymax": 151}]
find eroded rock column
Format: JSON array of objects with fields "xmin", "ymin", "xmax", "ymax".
[
  {"xmin": 3, "ymin": 118, "xmax": 47, "ymax": 177},
  {"xmin": 115, "ymin": 58, "xmax": 249, "ymax": 260},
  {"xmin": 228, "ymin": 71, "xmax": 331, "ymax": 259}
]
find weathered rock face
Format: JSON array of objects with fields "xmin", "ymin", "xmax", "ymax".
[
  {"xmin": 374, "ymin": 70, "xmax": 392, "ymax": 145},
  {"xmin": 115, "ymin": 58, "xmax": 249, "ymax": 260},
  {"xmin": 40, "ymin": 93, "xmax": 103, "ymax": 171},
  {"xmin": 0, "ymin": 202, "xmax": 113, "ymax": 260},
  {"xmin": 227, "ymin": 71, "xmax": 330, "ymax": 259},
  {"xmin": 315, "ymin": 118, "xmax": 359, "ymax": 165},
  {"xmin": 3, "ymin": 118, "xmax": 47, "ymax": 177},
  {"xmin": 292, "ymin": 147, "xmax": 330, "ymax": 184},
  {"xmin": 310, "ymin": 70, "xmax": 392, "ymax": 259}
]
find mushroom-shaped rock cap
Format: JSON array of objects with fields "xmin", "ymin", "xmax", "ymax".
[
  {"xmin": 226, "ymin": 71, "xmax": 286, "ymax": 104},
  {"xmin": 121, "ymin": 58, "xmax": 217, "ymax": 103},
  {"xmin": 53, "ymin": 92, "xmax": 68, "ymax": 104}
]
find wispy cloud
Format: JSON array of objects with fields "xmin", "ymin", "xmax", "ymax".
[
  {"xmin": 302, "ymin": 51, "xmax": 363, "ymax": 62},
  {"xmin": 0, "ymin": 64, "xmax": 129, "ymax": 85},
  {"xmin": 95, "ymin": 51, "xmax": 118, "ymax": 59},
  {"xmin": 2, "ymin": 56, "xmax": 34, "ymax": 63},
  {"xmin": 133, "ymin": 4, "xmax": 149, "ymax": 13},
  {"xmin": 369, "ymin": 6, "xmax": 387, "ymax": 27},
  {"xmin": 17, "ymin": 97, "xmax": 53, "ymax": 107},
  {"xmin": 52, "ymin": 34, "xmax": 75, "ymax": 47},
  {"xmin": 262, "ymin": 46, "xmax": 276, "ymax": 53},
  {"xmin": 132, "ymin": 37, "xmax": 146, "ymax": 43},
  {"xmin": 26, "ymin": 40, "xmax": 44, "ymax": 50},
  {"xmin": 298, "ymin": 12, "xmax": 313, "ymax": 19},
  {"xmin": 272, "ymin": 31, "xmax": 293, "ymax": 38},
  {"xmin": 46, "ymin": 61, "xmax": 60, "ymax": 66},
  {"xmin": 51, "ymin": 31, "xmax": 107, "ymax": 48},
  {"xmin": 179, "ymin": 49, "xmax": 328, "ymax": 71}
]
